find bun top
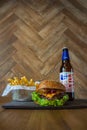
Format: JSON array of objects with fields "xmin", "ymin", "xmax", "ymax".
[{"xmin": 37, "ymin": 80, "xmax": 66, "ymax": 92}]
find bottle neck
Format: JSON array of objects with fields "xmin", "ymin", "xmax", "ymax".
[
  {"xmin": 62, "ymin": 48, "xmax": 70, "ymax": 61},
  {"xmin": 62, "ymin": 59, "xmax": 70, "ymax": 63}
]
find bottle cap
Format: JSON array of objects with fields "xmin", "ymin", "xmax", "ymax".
[{"xmin": 62, "ymin": 47, "xmax": 68, "ymax": 50}]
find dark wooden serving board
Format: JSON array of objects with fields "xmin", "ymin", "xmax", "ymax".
[{"xmin": 2, "ymin": 99, "xmax": 87, "ymax": 110}]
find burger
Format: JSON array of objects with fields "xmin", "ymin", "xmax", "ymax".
[{"xmin": 32, "ymin": 80, "xmax": 69, "ymax": 106}]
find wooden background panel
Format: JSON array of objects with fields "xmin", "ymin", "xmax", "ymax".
[{"xmin": 0, "ymin": 0, "xmax": 87, "ymax": 98}]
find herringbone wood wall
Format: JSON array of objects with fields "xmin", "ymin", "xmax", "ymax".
[{"xmin": 0, "ymin": 0, "xmax": 87, "ymax": 99}]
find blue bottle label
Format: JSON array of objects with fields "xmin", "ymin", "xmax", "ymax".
[{"xmin": 60, "ymin": 72, "xmax": 74, "ymax": 92}]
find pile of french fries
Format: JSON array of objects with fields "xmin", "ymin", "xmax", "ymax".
[{"xmin": 8, "ymin": 76, "xmax": 35, "ymax": 86}]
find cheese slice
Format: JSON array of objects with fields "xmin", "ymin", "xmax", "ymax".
[{"xmin": 42, "ymin": 93, "xmax": 55, "ymax": 99}]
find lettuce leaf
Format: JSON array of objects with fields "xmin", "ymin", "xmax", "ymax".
[{"xmin": 32, "ymin": 92, "xmax": 69, "ymax": 106}]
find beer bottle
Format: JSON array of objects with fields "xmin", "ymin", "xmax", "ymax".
[{"xmin": 59, "ymin": 47, "xmax": 74, "ymax": 100}]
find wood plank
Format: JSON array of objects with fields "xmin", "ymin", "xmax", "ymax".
[{"xmin": 0, "ymin": 0, "xmax": 87, "ymax": 99}]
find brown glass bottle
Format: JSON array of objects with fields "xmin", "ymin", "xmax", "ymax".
[{"xmin": 59, "ymin": 47, "xmax": 74, "ymax": 100}]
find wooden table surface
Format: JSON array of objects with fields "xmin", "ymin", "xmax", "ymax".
[{"xmin": 0, "ymin": 96, "xmax": 87, "ymax": 130}]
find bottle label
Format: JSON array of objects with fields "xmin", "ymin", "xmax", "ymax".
[{"xmin": 60, "ymin": 72, "xmax": 74, "ymax": 92}]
